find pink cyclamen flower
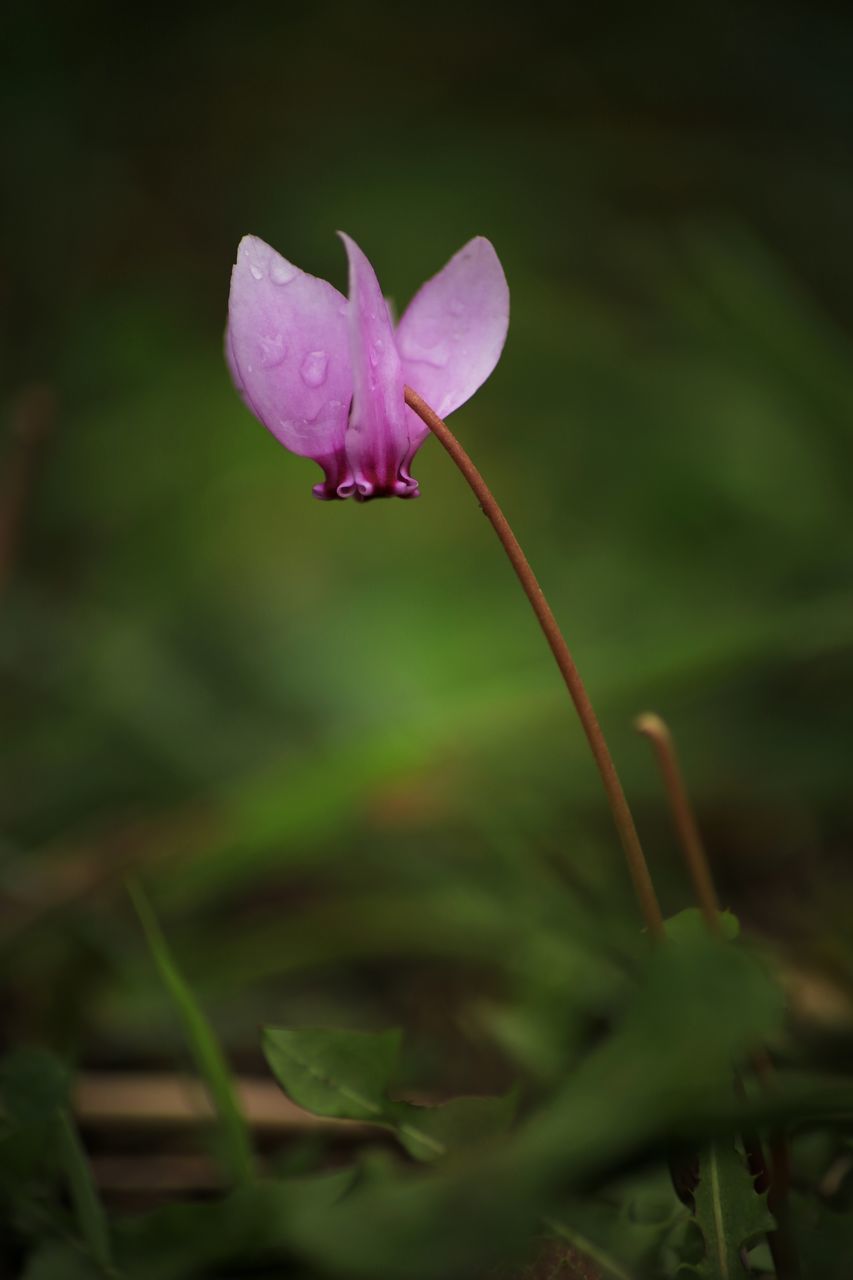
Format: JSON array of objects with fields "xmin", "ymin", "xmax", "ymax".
[{"xmin": 226, "ymin": 232, "xmax": 509, "ymax": 500}]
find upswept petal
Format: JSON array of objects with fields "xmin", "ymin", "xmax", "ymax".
[
  {"xmin": 227, "ymin": 236, "xmax": 352, "ymax": 489},
  {"xmin": 339, "ymin": 233, "xmax": 418, "ymax": 498},
  {"xmin": 395, "ymin": 236, "xmax": 509, "ymax": 436},
  {"xmin": 225, "ymin": 326, "xmax": 251, "ymax": 409}
]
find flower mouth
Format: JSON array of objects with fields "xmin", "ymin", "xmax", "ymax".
[
  {"xmin": 350, "ymin": 475, "xmax": 421, "ymax": 502},
  {"xmin": 312, "ymin": 450, "xmax": 421, "ymax": 502}
]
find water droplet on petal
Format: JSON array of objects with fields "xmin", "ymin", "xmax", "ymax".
[
  {"xmin": 300, "ymin": 350, "xmax": 328, "ymax": 387},
  {"xmin": 259, "ymin": 333, "xmax": 287, "ymax": 368},
  {"xmin": 250, "ymin": 264, "xmax": 264, "ymax": 281},
  {"xmin": 398, "ymin": 331, "xmax": 449, "ymax": 369},
  {"xmin": 271, "ymin": 258, "xmax": 297, "ymax": 285},
  {"xmin": 401, "ymin": 320, "xmax": 442, "ymax": 351},
  {"xmin": 369, "ymin": 339, "xmax": 383, "ymax": 367}
]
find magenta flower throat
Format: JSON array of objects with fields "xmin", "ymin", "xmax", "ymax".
[{"xmin": 226, "ymin": 232, "xmax": 509, "ymax": 499}]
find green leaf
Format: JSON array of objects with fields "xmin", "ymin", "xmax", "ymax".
[
  {"xmin": 546, "ymin": 1179, "xmax": 691, "ymax": 1280},
  {"xmin": 392, "ymin": 1090, "xmax": 518, "ymax": 1162},
  {"xmin": 262, "ymin": 1025, "xmax": 516, "ymax": 1162},
  {"xmin": 128, "ymin": 879, "xmax": 254, "ymax": 1187},
  {"xmin": 113, "ymin": 1171, "xmax": 356, "ymax": 1280},
  {"xmin": 284, "ymin": 935, "xmax": 785, "ymax": 1280},
  {"xmin": 664, "ymin": 908, "xmax": 740, "ymax": 944},
  {"xmin": 262, "ymin": 1026, "xmax": 402, "ymax": 1121},
  {"xmin": 678, "ymin": 1140, "xmax": 775, "ymax": 1278}
]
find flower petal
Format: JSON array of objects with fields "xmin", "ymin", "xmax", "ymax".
[
  {"xmin": 338, "ymin": 233, "xmax": 417, "ymax": 498},
  {"xmin": 396, "ymin": 237, "xmax": 509, "ymax": 434},
  {"xmin": 227, "ymin": 236, "xmax": 352, "ymax": 470}
]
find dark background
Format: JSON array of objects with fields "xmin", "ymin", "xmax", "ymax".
[{"xmin": 2, "ymin": 0, "xmax": 852, "ymax": 1091}]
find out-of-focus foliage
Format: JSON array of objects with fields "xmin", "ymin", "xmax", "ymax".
[{"xmin": 2, "ymin": 1, "xmax": 853, "ymax": 1276}]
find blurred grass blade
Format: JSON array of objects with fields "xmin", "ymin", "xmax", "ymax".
[
  {"xmin": 546, "ymin": 1218, "xmax": 634, "ymax": 1280},
  {"xmin": 55, "ymin": 1107, "xmax": 113, "ymax": 1271},
  {"xmin": 127, "ymin": 878, "xmax": 254, "ymax": 1186}
]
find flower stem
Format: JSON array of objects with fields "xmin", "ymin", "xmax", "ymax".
[
  {"xmin": 635, "ymin": 710, "xmax": 799, "ymax": 1279},
  {"xmin": 634, "ymin": 712, "xmax": 721, "ymax": 933},
  {"xmin": 404, "ymin": 386, "xmax": 664, "ymax": 941}
]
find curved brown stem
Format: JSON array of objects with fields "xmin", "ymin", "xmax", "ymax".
[{"xmin": 405, "ymin": 386, "xmax": 664, "ymax": 940}]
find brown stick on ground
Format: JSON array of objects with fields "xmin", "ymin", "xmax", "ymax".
[{"xmin": 74, "ymin": 1072, "xmax": 370, "ymax": 1133}]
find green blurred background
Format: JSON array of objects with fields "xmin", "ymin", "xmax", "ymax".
[{"xmin": 2, "ymin": 1, "xmax": 852, "ymax": 1093}]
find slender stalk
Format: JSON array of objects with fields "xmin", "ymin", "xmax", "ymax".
[
  {"xmin": 635, "ymin": 710, "xmax": 799, "ymax": 1278},
  {"xmin": 634, "ymin": 712, "xmax": 720, "ymax": 932},
  {"xmin": 404, "ymin": 386, "xmax": 664, "ymax": 940}
]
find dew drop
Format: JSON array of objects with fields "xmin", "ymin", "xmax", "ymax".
[
  {"xmin": 300, "ymin": 350, "xmax": 328, "ymax": 387},
  {"xmin": 259, "ymin": 333, "xmax": 287, "ymax": 368},
  {"xmin": 271, "ymin": 258, "xmax": 297, "ymax": 285},
  {"xmin": 250, "ymin": 264, "xmax": 264, "ymax": 281}
]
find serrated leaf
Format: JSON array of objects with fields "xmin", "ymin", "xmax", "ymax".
[
  {"xmin": 262, "ymin": 1026, "xmax": 402, "ymax": 1121},
  {"xmin": 664, "ymin": 908, "xmax": 740, "ymax": 945},
  {"xmin": 683, "ymin": 1140, "xmax": 775, "ymax": 1278}
]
